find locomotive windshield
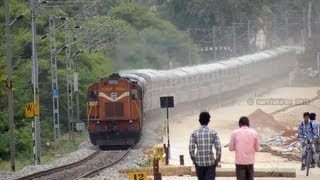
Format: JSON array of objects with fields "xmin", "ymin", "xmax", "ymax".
[{"xmin": 108, "ymin": 79, "xmax": 118, "ymax": 85}]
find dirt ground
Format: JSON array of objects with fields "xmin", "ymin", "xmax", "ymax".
[{"xmin": 162, "ymin": 87, "xmax": 320, "ymax": 179}]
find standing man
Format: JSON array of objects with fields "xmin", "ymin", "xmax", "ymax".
[
  {"xmin": 189, "ymin": 112, "xmax": 221, "ymax": 180},
  {"xmin": 310, "ymin": 112, "xmax": 320, "ymax": 167},
  {"xmin": 229, "ymin": 116, "xmax": 260, "ymax": 180},
  {"xmin": 310, "ymin": 113, "xmax": 319, "ymax": 137}
]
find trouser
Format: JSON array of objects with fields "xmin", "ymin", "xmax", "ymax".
[
  {"xmin": 315, "ymin": 142, "xmax": 320, "ymax": 162},
  {"xmin": 301, "ymin": 143, "xmax": 317, "ymax": 164},
  {"xmin": 235, "ymin": 164, "xmax": 254, "ymax": 180},
  {"xmin": 195, "ymin": 164, "xmax": 216, "ymax": 180}
]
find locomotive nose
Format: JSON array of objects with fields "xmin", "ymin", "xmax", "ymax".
[
  {"xmin": 112, "ymin": 124, "xmax": 118, "ymax": 132},
  {"xmin": 128, "ymin": 120, "xmax": 135, "ymax": 133}
]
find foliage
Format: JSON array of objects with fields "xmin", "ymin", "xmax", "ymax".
[
  {"xmin": 108, "ymin": 3, "xmax": 198, "ymax": 69},
  {"xmin": 157, "ymin": 0, "xmax": 320, "ymax": 66},
  {"xmin": 2, "ymin": 0, "xmax": 319, "ymax": 168},
  {"xmin": 0, "ymin": 0, "xmax": 114, "ymax": 163},
  {"xmin": 156, "ymin": 0, "xmax": 267, "ymax": 29}
]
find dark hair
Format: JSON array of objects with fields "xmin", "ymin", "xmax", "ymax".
[
  {"xmin": 303, "ymin": 112, "xmax": 310, "ymax": 117},
  {"xmin": 199, "ymin": 112, "xmax": 210, "ymax": 125},
  {"xmin": 310, "ymin": 112, "xmax": 316, "ymax": 120},
  {"xmin": 239, "ymin": 116, "xmax": 250, "ymax": 127}
]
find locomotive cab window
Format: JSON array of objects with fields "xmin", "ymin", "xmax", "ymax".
[
  {"xmin": 108, "ymin": 79, "xmax": 118, "ymax": 85},
  {"xmin": 90, "ymin": 90, "xmax": 98, "ymax": 101},
  {"xmin": 131, "ymin": 89, "xmax": 138, "ymax": 100}
]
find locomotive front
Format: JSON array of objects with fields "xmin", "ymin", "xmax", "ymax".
[{"xmin": 87, "ymin": 73, "xmax": 143, "ymax": 147}]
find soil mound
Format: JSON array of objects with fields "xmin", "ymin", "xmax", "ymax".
[{"xmin": 248, "ymin": 109, "xmax": 286, "ymax": 131}]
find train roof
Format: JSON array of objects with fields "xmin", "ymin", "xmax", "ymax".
[
  {"xmin": 177, "ymin": 63, "xmax": 227, "ymax": 75},
  {"xmin": 119, "ymin": 46, "xmax": 296, "ymax": 82},
  {"xmin": 216, "ymin": 58, "xmax": 243, "ymax": 68},
  {"xmin": 120, "ymin": 73, "xmax": 147, "ymax": 85}
]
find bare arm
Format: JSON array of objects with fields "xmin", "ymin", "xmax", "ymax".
[
  {"xmin": 228, "ymin": 132, "xmax": 235, "ymax": 151},
  {"xmin": 189, "ymin": 133, "xmax": 196, "ymax": 163},
  {"xmin": 213, "ymin": 133, "xmax": 221, "ymax": 161},
  {"xmin": 254, "ymin": 133, "xmax": 260, "ymax": 152}
]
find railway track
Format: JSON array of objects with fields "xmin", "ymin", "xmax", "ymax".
[{"xmin": 16, "ymin": 148, "xmax": 131, "ymax": 180}]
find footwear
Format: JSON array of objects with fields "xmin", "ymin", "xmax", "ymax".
[
  {"xmin": 317, "ymin": 162, "xmax": 320, "ymax": 168},
  {"xmin": 301, "ymin": 164, "xmax": 305, "ymax": 170},
  {"xmin": 311, "ymin": 163, "xmax": 316, "ymax": 168}
]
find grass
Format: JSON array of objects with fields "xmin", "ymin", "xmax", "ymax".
[{"xmin": 0, "ymin": 131, "xmax": 89, "ymax": 172}]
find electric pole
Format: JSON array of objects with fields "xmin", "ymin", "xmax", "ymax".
[
  {"xmin": 187, "ymin": 28, "xmax": 192, "ymax": 65},
  {"xmin": 285, "ymin": 10, "xmax": 289, "ymax": 45},
  {"xmin": 74, "ymin": 51, "xmax": 80, "ymax": 130},
  {"xmin": 49, "ymin": 15, "xmax": 61, "ymax": 153},
  {"xmin": 212, "ymin": 26, "xmax": 216, "ymax": 60},
  {"xmin": 307, "ymin": 0, "xmax": 312, "ymax": 40},
  {"xmin": 30, "ymin": 0, "xmax": 41, "ymax": 165},
  {"xmin": 64, "ymin": 23, "xmax": 74, "ymax": 143},
  {"xmin": 4, "ymin": 0, "xmax": 16, "ymax": 172},
  {"xmin": 233, "ymin": 22, "xmax": 236, "ymax": 56},
  {"xmin": 247, "ymin": 21, "xmax": 251, "ymax": 53}
]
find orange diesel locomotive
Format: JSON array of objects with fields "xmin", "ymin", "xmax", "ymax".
[{"xmin": 87, "ymin": 73, "xmax": 143, "ymax": 147}]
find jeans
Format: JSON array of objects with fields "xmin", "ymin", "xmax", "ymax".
[
  {"xmin": 195, "ymin": 164, "xmax": 216, "ymax": 180},
  {"xmin": 301, "ymin": 143, "xmax": 317, "ymax": 164},
  {"xmin": 315, "ymin": 142, "xmax": 320, "ymax": 162},
  {"xmin": 235, "ymin": 164, "xmax": 254, "ymax": 180}
]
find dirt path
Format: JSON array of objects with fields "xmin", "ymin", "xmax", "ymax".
[{"xmin": 164, "ymin": 87, "xmax": 320, "ymax": 179}]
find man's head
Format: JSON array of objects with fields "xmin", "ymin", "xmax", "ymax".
[
  {"xmin": 310, "ymin": 112, "xmax": 316, "ymax": 121},
  {"xmin": 239, "ymin": 116, "xmax": 250, "ymax": 127},
  {"xmin": 199, "ymin": 112, "xmax": 211, "ymax": 125},
  {"xmin": 303, "ymin": 112, "xmax": 310, "ymax": 123}
]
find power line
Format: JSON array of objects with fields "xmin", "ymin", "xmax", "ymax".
[{"xmin": 55, "ymin": 0, "xmax": 101, "ymax": 30}]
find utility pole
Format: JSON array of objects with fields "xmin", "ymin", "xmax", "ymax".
[
  {"xmin": 141, "ymin": 31, "xmax": 147, "ymax": 66},
  {"xmin": 307, "ymin": 0, "xmax": 312, "ymax": 40},
  {"xmin": 63, "ymin": 24, "xmax": 80, "ymax": 143},
  {"xmin": 74, "ymin": 36, "xmax": 81, "ymax": 139},
  {"xmin": 187, "ymin": 28, "xmax": 192, "ymax": 65},
  {"xmin": 302, "ymin": 8, "xmax": 306, "ymax": 48},
  {"xmin": 73, "ymin": 12, "xmax": 81, "ymax": 131},
  {"xmin": 30, "ymin": 0, "xmax": 41, "ymax": 165},
  {"xmin": 285, "ymin": 10, "xmax": 289, "ymax": 45},
  {"xmin": 212, "ymin": 26, "xmax": 216, "ymax": 60},
  {"xmin": 233, "ymin": 22, "xmax": 236, "ymax": 56},
  {"xmin": 247, "ymin": 21, "xmax": 251, "ymax": 53},
  {"xmin": 4, "ymin": 0, "xmax": 16, "ymax": 172},
  {"xmin": 64, "ymin": 23, "xmax": 74, "ymax": 143},
  {"xmin": 317, "ymin": 52, "xmax": 320, "ymax": 76},
  {"xmin": 49, "ymin": 15, "xmax": 61, "ymax": 153}
]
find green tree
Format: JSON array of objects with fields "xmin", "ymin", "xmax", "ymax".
[
  {"xmin": 156, "ymin": 0, "xmax": 266, "ymax": 29},
  {"xmin": 108, "ymin": 3, "xmax": 198, "ymax": 69}
]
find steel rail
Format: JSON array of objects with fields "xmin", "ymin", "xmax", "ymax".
[
  {"xmin": 16, "ymin": 149, "xmax": 101, "ymax": 180},
  {"xmin": 77, "ymin": 148, "xmax": 131, "ymax": 179}
]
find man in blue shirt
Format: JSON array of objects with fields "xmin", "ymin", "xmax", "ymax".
[
  {"xmin": 298, "ymin": 112, "xmax": 318, "ymax": 170},
  {"xmin": 310, "ymin": 112, "xmax": 320, "ymax": 167}
]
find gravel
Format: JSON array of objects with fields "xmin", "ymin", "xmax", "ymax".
[
  {"xmin": 89, "ymin": 148, "xmax": 146, "ymax": 180},
  {"xmin": 0, "ymin": 139, "xmax": 98, "ymax": 180},
  {"xmin": 0, "ymin": 138, "xmax": 146, "ymax": 180}
]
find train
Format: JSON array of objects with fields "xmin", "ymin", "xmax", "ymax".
[{"xmin": 87, "ymin": 46, "xmax": 298, "ymax": 147}]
